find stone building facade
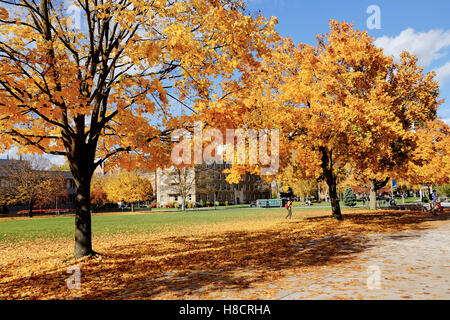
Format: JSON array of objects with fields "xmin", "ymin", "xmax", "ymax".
[{"xmin": 154, "ymin": 161, "xmax": 271, "ymax": 206}]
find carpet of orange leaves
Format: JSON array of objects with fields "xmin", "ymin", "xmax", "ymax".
[{"xmin": 0, "ymin": 210, "xmax": 448, "ymax": 300}]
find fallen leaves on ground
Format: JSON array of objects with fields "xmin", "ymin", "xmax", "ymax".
[{"xmin": 0, "ymin": 210, "xmax": 448, "ymax": 300}]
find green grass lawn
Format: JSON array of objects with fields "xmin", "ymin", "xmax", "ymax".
[
  {"xmin": 0, "ymin": 207, "xmax": 307, "ymax": 242},
  {"xmin": 0, "ymin": 205, "xmax": 368, "ymax": 243}
]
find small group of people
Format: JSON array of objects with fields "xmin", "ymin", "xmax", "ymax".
[{"xmin": 430, "ymin": 190, "xmax": 440, "ymax": 215}]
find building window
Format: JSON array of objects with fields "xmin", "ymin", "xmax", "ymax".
[{"xmin": 207, "ymin": 194, "xmax": 210, "ymax": 201}]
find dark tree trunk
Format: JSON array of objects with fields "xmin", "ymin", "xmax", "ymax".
[
  {"xmin": 328, "ymin": 175, "xmax": 342, "ymax": 220},
  {"xmin": 320, "ymin": 147, "xmax": 343, "ymax": 221},
  {"xmin": 28, "ymin": 200, "xmax": 33, "ymax": 218},
  {"xmin": 67, "ymin": 130, "xmax": 97, "ymax": 259},
  {"xmin": 73, "ymin": 171, "xmax": 94, "ymax": 258}
]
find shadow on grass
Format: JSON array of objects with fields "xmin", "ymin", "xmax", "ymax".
[{"xmin": 2, "ymin": 211, "xmax": 449, "ymax": 299}]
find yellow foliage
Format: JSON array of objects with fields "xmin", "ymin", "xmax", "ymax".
[{"xmin": 103, "ymin": 170, "xmax": 153, "ymax": 204}]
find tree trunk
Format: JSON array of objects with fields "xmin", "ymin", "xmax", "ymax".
[
  {"xmin": 68, "ymin": 135, "xmax": 96, "ymax": 259},
  {"xmin": 181, "ymin": 195, "xmax": 186, "ymax": 211},
  {"xmin": 369, "ymin": 183, "xmax": 377, "ymax": 210},
  {"xmin": 73, "ymin": 175, "xmax": 93, "ymax": 258},
  {"xmin": 320, "ymin": 147, "xmax": 342, "ymax": 220},
  {"xmin": 327, "ymin": 174, "xmax": 342, "ymax": 220},
  {"xmin": 28, "ymin": 199, "xmax": 33, "ymax": 218},
  {"xmin": 131, "ymin": 202, "xmax": 135, "ymax": 212},
  {"xmin": 369, "ymin": 178, "xmax": 390, "ymax": 210}
]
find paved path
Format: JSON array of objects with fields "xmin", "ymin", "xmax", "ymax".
[{"xmin": 273, "ymin": 219, "xmax": 450, "ymax": 299}]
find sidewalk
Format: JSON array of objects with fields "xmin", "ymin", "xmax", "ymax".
[
  {"xmin": 273, "ymin": 219, "xmax": 450, "ymax": 299},
  {"xmin": 195, "ymin": 217, "xmax": 450, "ymax": 300}
]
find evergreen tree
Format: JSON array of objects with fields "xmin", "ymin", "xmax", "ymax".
[{"xmin": 343, "ymin": 187, "xmax": 357, "ymax": 207}]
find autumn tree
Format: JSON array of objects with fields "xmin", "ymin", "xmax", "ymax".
[
  {"xmin": 103, "ymin": 169, "xmax": 153, "ymax": 212},
  {"xmin": 90, "ymin": 175, "xmax": 108, "ymax": 209},
  {"xmin": 404, "ymin": 119, "xmax": 450, "ymax": 190},
  {"xmin": 1, "ymin": 156, "xmax": 68, "ymax": 217},
  {"xmin": 0, "ymin": 0, "xmax": 277, "ymax": 256},
  {"xmin": 436, "ymin": 183, "xmax": 450, "ymax": 198},
  {"xmin": 347, "ymin": 51, "xmax": 442, "ymax": 209},
  {"xmin": 197, "ymin": 21, "xmax": 441, "ymax": 220}
]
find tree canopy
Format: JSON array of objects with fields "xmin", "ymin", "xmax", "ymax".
[
  {"xmin": 0, "ymin": 0, "xmax": 278, "ymax": 257},
  {"xmin": 196, "ymin": 21, "xmax": 445, "ymax": 220}
]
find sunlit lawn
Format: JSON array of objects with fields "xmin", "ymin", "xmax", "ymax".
[{"xmin": 0, "ymin": 206, "xmax": 361, "ymax": 242}]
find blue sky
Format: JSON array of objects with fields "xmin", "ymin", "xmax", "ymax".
[{"xmin": 247, "ymin": 0, "xmax": 450, "ymax": 122}]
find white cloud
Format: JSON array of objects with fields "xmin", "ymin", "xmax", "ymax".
[
  {"xmin": 434, "ymin": 62, "xmax": 450, "ymax": 86},
  {"xmin": 443, "ymin": 118, "xmax": 450, "ymax": 126},
  {"xmin": 374, "ymin": 28, "xmax": 450, "ymax": 67}
]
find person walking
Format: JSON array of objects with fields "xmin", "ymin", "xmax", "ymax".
[{"xmin": 285, "ymin": 200, "xmax": 293, "ymax": 219}]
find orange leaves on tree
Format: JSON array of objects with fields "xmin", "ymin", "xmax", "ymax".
[{"xmin": 0, "ymin": 7, "xmax": 8, "ymax": 20}]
